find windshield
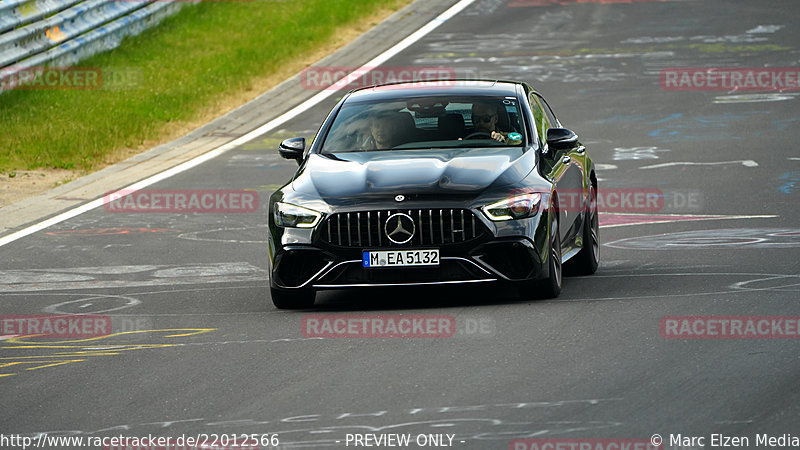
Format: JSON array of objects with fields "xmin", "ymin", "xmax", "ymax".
[{"xmin": 321, "ymin": 95, "xmax": 527, "ymax": 153}]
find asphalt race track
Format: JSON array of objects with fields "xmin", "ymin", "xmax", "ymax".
[{"xmin": 2, "ymin": 0, "xmax": 799, "ymax": 449}]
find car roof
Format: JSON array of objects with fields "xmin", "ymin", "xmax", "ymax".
[{"xmin": 345, "ymin": 79, "xmax": 525, "ymax": 102}]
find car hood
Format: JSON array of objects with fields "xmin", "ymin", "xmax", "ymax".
[{"xmin": 291, "ymin": 148, "xmax": 534, "ymax": 204}]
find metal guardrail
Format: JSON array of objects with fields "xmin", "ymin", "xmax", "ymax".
[
  {"xmin": 0, "ymin": 0, "xmax": 186, "ymax": 93},
  {"xmin": 0, "ymin": 0, "xmax": 84, "ymax": 33}
]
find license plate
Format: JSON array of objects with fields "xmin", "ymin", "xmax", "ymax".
[{"xmin": 363, "ymin": 249, "xmax": 439, "ymax": 267}]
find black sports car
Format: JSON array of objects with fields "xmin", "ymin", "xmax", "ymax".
[{"xmin": 267, "ymin": 80, "xmax": 598, "ymax": 309}]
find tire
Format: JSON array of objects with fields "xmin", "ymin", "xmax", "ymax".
[
  {"xmin": 566, "ymin": 184, "xmax": 599, "ymax": 276},
  {"xmin": 538, "ymin": 208, "xmax": 563, "ymax": 298},
  {"xmin": 270, "ymin": 287, "xmax": 316, "ymax": 309},
  {"xmin": 518, "ymin": 206, "xmax": 562, "ymax": 299}
]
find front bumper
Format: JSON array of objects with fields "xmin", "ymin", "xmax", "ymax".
[
  {"xmin": 269, "ymin": 237, "xmax": 547, "ymax": 290},
  {"xmin": 268, "ymin": 204, "xmax": 553, "ymax": 290}
]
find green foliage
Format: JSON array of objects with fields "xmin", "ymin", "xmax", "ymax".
[{"xmin": 0, "ymin": 0, "xmax": 408, "ymax": 172}]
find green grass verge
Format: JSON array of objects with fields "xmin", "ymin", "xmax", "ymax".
[{"xmin": 0, "ymin": 0, "xmax": 411, "ymax": 173}]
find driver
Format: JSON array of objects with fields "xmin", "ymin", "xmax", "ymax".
[{"xmin": 469, "ymin": 102, "xmax": 522, "ymax": 144}]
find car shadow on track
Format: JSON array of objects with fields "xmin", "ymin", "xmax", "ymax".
[{"xmin": 308, "ymin": 284, "xmax": 530, "ymax": 312}]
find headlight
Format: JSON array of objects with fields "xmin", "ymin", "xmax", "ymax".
[
  {"xmin": 273, "ymin": 202, "xmax": 322, "ymax": 228},
  {"xmin": 481, "ymin": 193, "xmax": 542, "ymax": 221}
]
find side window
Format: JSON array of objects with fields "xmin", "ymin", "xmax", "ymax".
[
  {"xmin": 528, "ymin": 94, "xmax": 551, "ymax": 146},
  {"xmin": 536, "ymin": 94, "xmax": 559, "ymax": 128}
]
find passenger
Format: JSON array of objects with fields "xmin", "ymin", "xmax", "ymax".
[{"xmin": 363, "ymin": 113, "xmax": 406, "ymax": 150}]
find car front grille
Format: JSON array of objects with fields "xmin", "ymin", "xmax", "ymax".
[{"xmin": 320, "ymin": 209, "xmax": 484, "ymax": 247}]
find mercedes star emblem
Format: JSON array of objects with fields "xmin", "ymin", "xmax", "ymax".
[{"xmin": 384, "ymin": 213, "xmax": 415, "ymax": 244}]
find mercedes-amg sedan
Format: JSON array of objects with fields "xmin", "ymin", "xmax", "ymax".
[{"xmin": 267, "ymin": 80, "xmax": 598, "ymax": 309}]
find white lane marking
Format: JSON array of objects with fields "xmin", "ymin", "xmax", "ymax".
[
  {"xmin": 789, "ymin": 157, "xmax": 800, "ymax": 161},
  {"xmin": 714, "ymin": 93, "xmax": 798, "ymax": 104},
  {"xmin": 0, "ymin": 285, "xmax": 268, "ymax": 302},
  {"xmin": 730, "ymin": 274, "xmax": 800, "ymax": 292},
  {"xmin": 178, "ymin": 337, "xmax": 325, "ymax": 346},
  {"xmin": 589, "ymin": 272, "xmax": 797, "ymax": 279},
  {"xmin": 0, "ymin": 0, "xmax": 478, "ymax": 249},
  {"xmin": 639, "ymin": 160, "xmax": 758, "ymax": 169},
  {"xmin": 746, "ymin": 25, "xmax": 783, "ymax": 34},
  {"xmin": 553, "ymin": 272, "xmax": 800, "ymax": 303},
  {"xmin": 594, "ymin": 164, "xmax": 617, "ymax": 170},
  {"xmin": 0, "ymin": 262, "xmax": 267, "ymax": 292},
  {"xmin": 613, "ymin": 146, "xmax": 669, "ymax": 161},
  {"xmin": 43, "ymin": 295, "xmax": 142, "ymax": 314},
  {"xmin": 600, "ymin": 214, "xmax": 777, "ymax": 228},
  {"xmin": 177, "ymin": 226, "xmax": 267, "ymax": 244}
]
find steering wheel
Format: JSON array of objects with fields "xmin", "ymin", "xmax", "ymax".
[{"xmin": 463, "ymin": 131, "xmax": 493, "ymax": 140}]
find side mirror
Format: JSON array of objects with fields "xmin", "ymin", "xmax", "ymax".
[
  {"xmin": 546, "ymin": 128, "xmax": 578, "ymax": 150},
  {"xmin": 279, "ymin": 137, "xmax": 306, "ymax": 162}
]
